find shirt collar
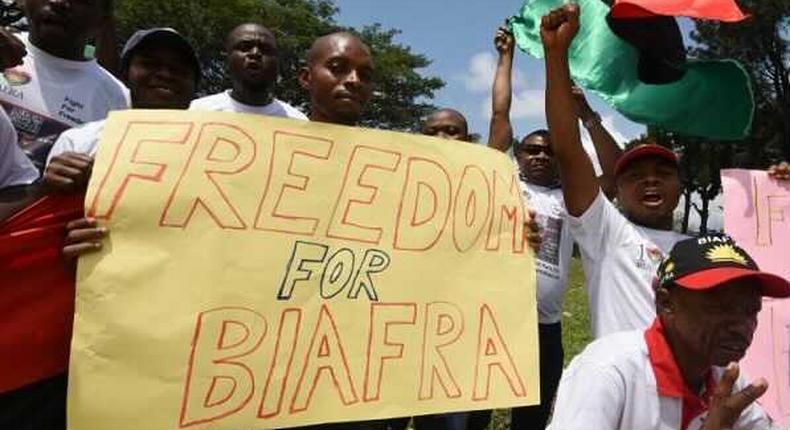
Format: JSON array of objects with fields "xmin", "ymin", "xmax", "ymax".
[{"xmin": 645, "ymin": 319, "xmax": 715, "ymax": 430}]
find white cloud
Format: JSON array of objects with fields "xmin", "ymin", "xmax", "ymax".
[
  {"xmin": 512, "ymin": 90, "xmax": 545, "ymax": 119},
  {"xmin": 461, "ymin": 52, "xmax": 496, "ymax": 93},
  {"xmin": 600, "ymin": 115, "xmax": 630, "ymax": 145},
  {"xmin": 459, "ymin": 51, "xmax": 528, "ymax": 93},
  {"xmin": 479, "ymin": 89, "xmax": 544, "ymax": 120}
]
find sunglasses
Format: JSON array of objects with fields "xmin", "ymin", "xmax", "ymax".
[{"xmin": 523, "ymin": 144, "xmax": 553, "ymax": 156}]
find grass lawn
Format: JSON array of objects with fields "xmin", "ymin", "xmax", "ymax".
[{"xmin": 487, "ymin": 257, "xmax": 592, "ymax": 429}]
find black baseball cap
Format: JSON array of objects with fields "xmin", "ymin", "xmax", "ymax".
[
  {"xmin": 120, "ymin": 28, "xmax": 201, "ymax": 83},
  {"xmin": 656, "ymin": 233, "xmax": 790, "ymax": 298}
]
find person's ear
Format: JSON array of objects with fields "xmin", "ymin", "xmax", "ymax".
[{"xmin": 298, "ymin": 66, "xmax": 311, "ymax": 90}]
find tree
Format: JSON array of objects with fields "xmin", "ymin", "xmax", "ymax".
[
  {"xmin": 690, "ymin": 0, "xmax": 789, "ymax": 164},
  {"xmin": 114, "ymin": 0, "xmax": 444, "ymax": 131},
  {"xmin": 646, "ymin": 128, "xmax": 733, "ymax": 234}
]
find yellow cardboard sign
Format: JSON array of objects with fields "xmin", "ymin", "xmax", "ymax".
[{"xmin": 68, "ymin": 110, "xmax": 539, "ymax": 429}]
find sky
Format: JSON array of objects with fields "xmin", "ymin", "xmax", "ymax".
[
  {"xmin": 333, "ymin": 0, "xmax": 721, "ymax": 231},
  {"xmin": 334, "ymin": 0, "xmax": 646, "ymax": 144}
]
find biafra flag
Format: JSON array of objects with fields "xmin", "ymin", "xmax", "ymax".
[{"xmin": 509, "ymin": 0, "xmax": 753, "ymax": 140}]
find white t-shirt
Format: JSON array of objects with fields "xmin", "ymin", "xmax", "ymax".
[
  {"xmin": 0, "ymin": 105, "xmax": 37, "ymax": 188},
  {"xmin": 0, "ymin": 33, "xmax": 128, "ymax": 164},
  {"xmin": 46, "ymin": 119, "xmax": 105, "ymax": 163},
  {"xmin": 521, "ymin": 181, "xmax": 573, "ymax": 324},
  {"xmin": 569, "ymin": 191, "xmax": 688, "ymax": 338},
  {"xmin": 548, "ymin": 322, "xmax": 779, "ymax": 430},
  {"xmin": 189, "ymin": 90, "xmax": 308, "ymax": 120}
]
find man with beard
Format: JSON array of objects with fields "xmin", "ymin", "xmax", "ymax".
[
  {"xmin": 548, "ymin": 233, "xmax": 785, "ymax": 430},
  {"xmin": 190, "ymin": 23, "xmax": 306, "ymax": 120}
]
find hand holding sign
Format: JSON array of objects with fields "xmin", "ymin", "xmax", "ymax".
[{"xmin": 68, "ymin": 111, "xmax": 540, "ymax": 430}]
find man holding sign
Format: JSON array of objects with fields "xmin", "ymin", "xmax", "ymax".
[{"xmin": 64, "ymin": 30, "xmax": 539, "ymax": 430}]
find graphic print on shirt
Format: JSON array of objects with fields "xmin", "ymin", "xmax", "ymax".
[
  {"xmin": 634, "ymin": 244, "xmax": 665, "ymax": 272},
  {"xmin": 0, "ymin": 70, "xmax": 78, "ymax": 167},
  {"xmin": 535, "ymin": 213, "xmax": 564, "ymax": 280}
]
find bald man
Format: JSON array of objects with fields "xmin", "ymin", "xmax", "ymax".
[
  {"xmin": 422, "ymin": 108, "xmax": 471, "ymax": 141},
  {"xmin": 190, "ymin": 23, "xmax": 306, "ymax": 119},
  {"xmin": 299, "ymin": 31, "xmax": 374, "ymax": 125}
]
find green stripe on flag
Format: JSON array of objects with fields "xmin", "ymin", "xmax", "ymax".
[{"xmin": 509, "ymin": 0, "xmax": 754, "ymax": 140}]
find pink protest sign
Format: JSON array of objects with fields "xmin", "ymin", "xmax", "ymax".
[{"xmin": 722, "ymin": 169, "xmax": 790, "ymax": 425}]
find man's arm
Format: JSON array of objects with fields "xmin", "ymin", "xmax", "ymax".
[
  {"xmin": 488, "ymin": 26, "xmax": 514, "ymax": 152},
  {"xmin": 542, "ymin": 4, "xmax": 599, "ymax": 217},
  {"xmin": 573, "ymin": 87, "xmax": 622, "ymax": 199}
]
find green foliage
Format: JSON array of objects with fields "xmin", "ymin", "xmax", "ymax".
[
  {"xmin": 114, "ymin": 0, "xmax": 444, "ymax": 130},
  {"xmin": 690, "ymin": 0, "xmax": 789, "ymax": 163},
  {"xmin": 641, "ymin": 3, "xmax": 790, "ymax": 232}
]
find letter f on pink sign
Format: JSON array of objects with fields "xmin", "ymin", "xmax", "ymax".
[{"xmin": 753, "ymin": 177, "xmax": 790, "ymax": 246}]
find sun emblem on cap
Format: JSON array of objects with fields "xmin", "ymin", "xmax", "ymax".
[
  {"xmin": 659, "ymin": 260, "xmax": 675, "ymax": 283},
  {"xmin": 706, "ymin": 244, "xmax": 748, "ymax": 265}
]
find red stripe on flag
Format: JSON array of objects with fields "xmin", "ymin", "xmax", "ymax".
[
  {"xmin": 610, "ymin": 0, "xmax": 748, "ymax": 22},
  {"xmin": 0, "ymin": 194, "xmax": 83, "ymax": 393}
]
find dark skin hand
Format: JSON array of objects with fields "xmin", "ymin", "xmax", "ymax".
[
  {"xmin": 43, "ymin": 152, "xmax": 93, "ymax": 193},
  {"xmin": 63, "ymin": 217, "xmax": 107, "ymax": 259},
  {"xmin": 0, "ymin": 27, "xmax": 26, "ymax": 70},
  {"xmin": 701, "ymin": 363, "xmax": 768, "ymax": 430},
  {"xmin": 767, "ymin": 161, "xmax": 790, "ymax": 180}
]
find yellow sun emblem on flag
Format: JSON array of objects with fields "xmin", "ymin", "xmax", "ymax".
[{"xmin": 706, "ymin": 244, "xmax": 748, "ymax": 265}]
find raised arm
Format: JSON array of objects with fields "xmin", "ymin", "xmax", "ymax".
[
  {"xmin": 573, "ymin": 87, "xmax": 622, "ymax": 199},
  {"xmin": 488, "ymin": 26, "xmax": 515, "ymax": 152},
  {"xmin": 542, "ymin": 4, "xmax": 599, "ymax": 217}
]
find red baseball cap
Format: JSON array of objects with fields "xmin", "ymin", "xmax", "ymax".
[
  {"xmin": 656, "ymin": 234, "xmax": 790, "ymax": 298},
  {"xmin": 614, "ymin": 144, "xmax": 678, "ymax": 177}
]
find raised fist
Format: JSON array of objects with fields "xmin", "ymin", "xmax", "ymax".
[{"xmin": 540, "ymin": 4, "xmax": 580, "ymax": 54}]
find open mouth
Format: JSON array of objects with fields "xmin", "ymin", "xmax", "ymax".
[{"xmin": 642, "ymin": 190, "xmax": 664, "ymax": 208}]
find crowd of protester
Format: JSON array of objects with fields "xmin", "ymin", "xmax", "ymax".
[{"xmin": 0, "ymin": 1, "xmax": 788, "ymax": 430}]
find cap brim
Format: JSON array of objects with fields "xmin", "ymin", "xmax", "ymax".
[
  {"xmin": 122, "ymin": 29, "xmax": 201, "ymax": 80},
  {"xmin": 675, "ymin": 267, "xmax": 790, "ymax": 298},
  {"xmin": 614, "ymin": 144, "xmax": 678, "ymax": 177}
]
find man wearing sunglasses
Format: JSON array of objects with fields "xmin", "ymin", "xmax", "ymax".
[{"xmin": 488, "ymin": 23, "xmax": 623, "ymax": 429}]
